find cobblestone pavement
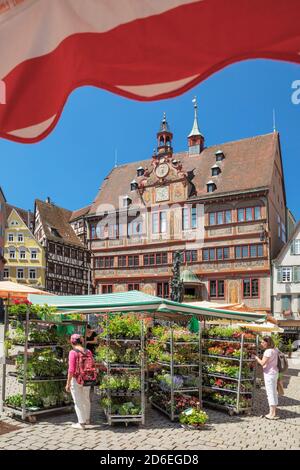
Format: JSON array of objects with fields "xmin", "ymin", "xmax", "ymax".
[{"xmin": 0, "ymin": 355, "xmax": 299, "ymax": 450}]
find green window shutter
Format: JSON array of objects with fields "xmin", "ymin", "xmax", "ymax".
[
  {"xmin": 293, "ymin": 266, "xmax": 300, "ymax": 283},
  {"xmin": 277, "ymin": 267, "xmax": 282, "ymax": 283},
  {"xmin": 291, "ymin": 241, "xmax": 295, "ymax": 255}
]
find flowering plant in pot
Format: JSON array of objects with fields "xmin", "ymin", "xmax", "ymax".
[
  {"xmin": 99, "ymin": 313, "xmax": 150, "ymax": 339},
  {"xmin": 146, "ymin": 340, "xmax": 165, "ymax": 363},
  {"xmin": 206, "ymin": 326, "xmax": 237, "ymax": 339},
  {"xmin": 157, "ymin": 373, "xmax": 184, "ymax": 391},
  {"xmin": 174, "ymin": 395, "xmax": 200, "ymax": 414},
  {"xmin": 207, "ymin": 346, "xmax": 224, "ymax": 356},
  {"xmin": 179, "ymin": 408, "xmax": 208, "ymax": 429}
]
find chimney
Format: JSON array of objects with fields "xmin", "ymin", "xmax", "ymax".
[{"xmin": 46, "ymin": 197, "xmax": 51, "ymax": 204}]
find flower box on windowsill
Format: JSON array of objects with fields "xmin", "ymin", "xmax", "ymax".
[{"xmin": 282, "ymin": 310, "xmax": 292, "ymax": 318}]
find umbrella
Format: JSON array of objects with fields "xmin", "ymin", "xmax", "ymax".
[{"xmin": 0, "ymin": 281, "xmax": 52, "ymax": 301}]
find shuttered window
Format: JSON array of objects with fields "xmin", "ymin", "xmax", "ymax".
[{"xmin": 293, "ymin": 266, "xmax": 300, "ymax": 283}]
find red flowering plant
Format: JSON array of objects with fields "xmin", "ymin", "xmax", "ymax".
[
  {"xmin": 214, "ymin": 379, "xmax": 224, "ymax": 388},
  {"xmin": 174, "ymin": 394, "xmax": 200, "ymax": 414}
]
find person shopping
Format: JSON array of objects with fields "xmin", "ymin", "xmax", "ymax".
[
  {"xmin": 66, "ymin": 334, "xmax": 94, "ymax": 429},
  {"xmin": 254, "ymin": 336, "xmax": 279, "ymax": 420},
  {"xmin": 85, "ymin": 324, "xmax": 98, "ymax": 355}
]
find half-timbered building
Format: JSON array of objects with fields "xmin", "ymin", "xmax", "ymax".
[{"xmin": 33, "ymin": 198, "xmax": 90, "ymax": 295}]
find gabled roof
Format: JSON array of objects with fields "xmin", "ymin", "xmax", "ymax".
[
  {"xmin": 273, "ymin": 221, "xmax": 300, "ymax": 264},
  {"xmin": 89, "ymin": 132, "xmax": 279, "ymax": 214},
  {"xmin": 35, "ymin": 199, "xmax": 83, "ymax": 247},
  {"xmin": 0, "ymin": 186, "xmax": 6, "ymax": 202},
  {"xmin": 6, "ymin": 204, "xmax": 34, "ymax": 228},
  {"xmin": 69, "ymin": 205, "xmax": 91, "ymax": 222}
]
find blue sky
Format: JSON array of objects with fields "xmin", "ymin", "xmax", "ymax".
[{"xmin": 0, "ymin": 58, "xmax": 300, "ymax": 220}]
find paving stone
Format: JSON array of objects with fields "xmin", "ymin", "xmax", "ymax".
[{"xmin": 1, "ymin": 353, "xmax": 300, "ymax": 450}]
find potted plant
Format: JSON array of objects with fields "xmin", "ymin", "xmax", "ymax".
[
  {"xmin": 285, "ymin": 339, "xmax": 294, "ymax": 358},
  {"xmin": 179, "ymin": 408, "xmax": 208, "ymax": 429}
]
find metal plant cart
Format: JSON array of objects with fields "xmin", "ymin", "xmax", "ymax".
[
  {"xmin": 201, "ymin": 330, "xmax": 259, "ymax": 415},
  {"xmin": 97, "ymin": 315, "xmax": 145, "ymax": 426},
  {"xmin": 148, "ymin": 322, "xmax": 202, "ymax": 421},
  {"xmin": 0, "ymin": 305, "xmax": 86, "ymax": 422}
]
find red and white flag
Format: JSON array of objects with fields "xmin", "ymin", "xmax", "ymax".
[{"xmin": 0, "ymin": 0, "xmax": 300, "ymax": 143}]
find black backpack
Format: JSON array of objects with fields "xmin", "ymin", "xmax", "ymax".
[{"xmin": 277, "ymin": 349, "xmax": 288, "ymax": 373}]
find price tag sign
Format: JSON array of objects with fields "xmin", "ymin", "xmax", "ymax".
[{"xmin": 183, "ymin": 407, "xmax": 194, "ymax": 416}]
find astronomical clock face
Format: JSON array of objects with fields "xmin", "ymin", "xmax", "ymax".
[
  {"xmin": 155, "ymin": 162, "xmax": 169, "ymax": 179},
  {"xmin": 155, "ymin": 186, "xmax": 169, "ymax": 202}
]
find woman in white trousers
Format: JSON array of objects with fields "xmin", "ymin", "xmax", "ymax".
[
  {"xmin": 66, "ymin": 334, "xmax": 91, "ymax": 430},
  {"xmin": 254, "ymin": 336, "xmax": 279, "ymax": 420}
]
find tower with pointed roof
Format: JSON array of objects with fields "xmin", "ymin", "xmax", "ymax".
[
  {"xmin": 188, "ymin": 97, "xmax": 204, "ymax": 154},
  {"xmin": 156, "ymin": 112, "xmax": 173, "ymax": 157}
]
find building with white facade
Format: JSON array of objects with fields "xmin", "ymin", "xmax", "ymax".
[{"xmin": 272, "ymin": 221, "xmax": 300, "ymax": 338}]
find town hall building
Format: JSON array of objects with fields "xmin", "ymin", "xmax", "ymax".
[{"xmin": 74, "ymin": 101, "xmax": 287, "ymax": 312}]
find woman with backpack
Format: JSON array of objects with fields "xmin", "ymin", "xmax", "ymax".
[
  {"xmin": 254, "ymin": 336, "xmax": 279, "ymax": 420},
  {"xmin": 65, "ymin": 334, "xmax": 97, "ymax": 430}
]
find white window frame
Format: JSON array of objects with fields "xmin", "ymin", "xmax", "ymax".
[
  {"xmin": 19, "ymin": 248, "xmax": 26, "ymax": 260},
  {"xmin": 30, "ymin": 249, "xmax": 38, "ymax": 260},
  {"xmin": 29, "ymin": 268, "xmax": 37, "ymax": 280},
  {"xmin": 17, "ymin": 233, "xmax": 24, "ymax": 243},
  {"xmin": 17, "ymin": 268, "xmax": 24, "ymax": 280},
  {"xmin": 3, "ymin": 268, "xmax": 9, "ymax": 279},
  {"xmin": 9, "ymin": 248, "xmax": 16, "ymax": 259},
  {"xmin": 8, "ymin": 233, "xmax": 14, "ymax": 242},
  {"xmin": 282, "ymin": 267, "xmax": 292, "ymax": 283}
]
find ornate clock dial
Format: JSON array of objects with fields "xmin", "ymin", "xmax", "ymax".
[{"xmin": 155, "ymin": 162, "xmax": 169, "ymax": 178}]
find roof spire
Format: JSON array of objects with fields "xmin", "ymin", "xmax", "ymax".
[
  {"xmin": 159, "ymin": 111, "xmax": 170, "ymax": 133},
  {"xmin": 156, "ymin": 112, "xmax": 173, "ymax": 157},
  {"xmin": 188, "ymin": 96, "xmax": 203, "ymax": 137}
]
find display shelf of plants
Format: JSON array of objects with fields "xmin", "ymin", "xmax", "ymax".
[
  {"xmin": 146, "ymin": 324, "xmax": 202, "ymax": 422},
  {"xmin": 201, "ymin": 325, "xmax": 258, "ymax": 416},
  {"xmin": 95, "ymin": 313, "xmax": 147, "ymax": 425},
  {"xmin": 1, "ymin": 301, "xmax": 86, "ymax": 422}
]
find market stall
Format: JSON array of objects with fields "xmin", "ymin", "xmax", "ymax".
[
  {"xmin": 27, "ymin": 291, "xmax": 267, "ymax": 323},
  {"xmin": 1, "ymin": 291, "xmax": 266, "ymax": 424},
  {"xmin": 0, "ymin": 302, "xmax": 86, "ymax": 422}
]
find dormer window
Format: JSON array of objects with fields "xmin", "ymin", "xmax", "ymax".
[
  {"xmin": 123, "ymin": 196, "xmax": 132, "ymax": 208},
  {"xmin": 215, "ymin": 150, "xmax": 225, "ymax": 162},
  {"xmin": 130, "ymin": 180, "xmax": 138, "ymax": 191},
  {"xmin": 211, "ymin": 164, "xmax": 221, "ymax": 176},
  {"xmin": 207, "ymin": 181, "xmax": 217, "ymax": 193},
  {"xmin": 51, "ymin": 227, "xmax": 61, "ymax": 238},
  {"xmin": 137, "ymin": 167, "xmax": 144, "ymax": 177},
  {"xmin": 172, "ymin": 159, "xmax": 178, "ymax": 165}
]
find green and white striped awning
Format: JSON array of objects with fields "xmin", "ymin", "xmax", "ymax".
[{"xmin": 28, "ymin": 290, "xmax": 266, "ymax": 323}]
